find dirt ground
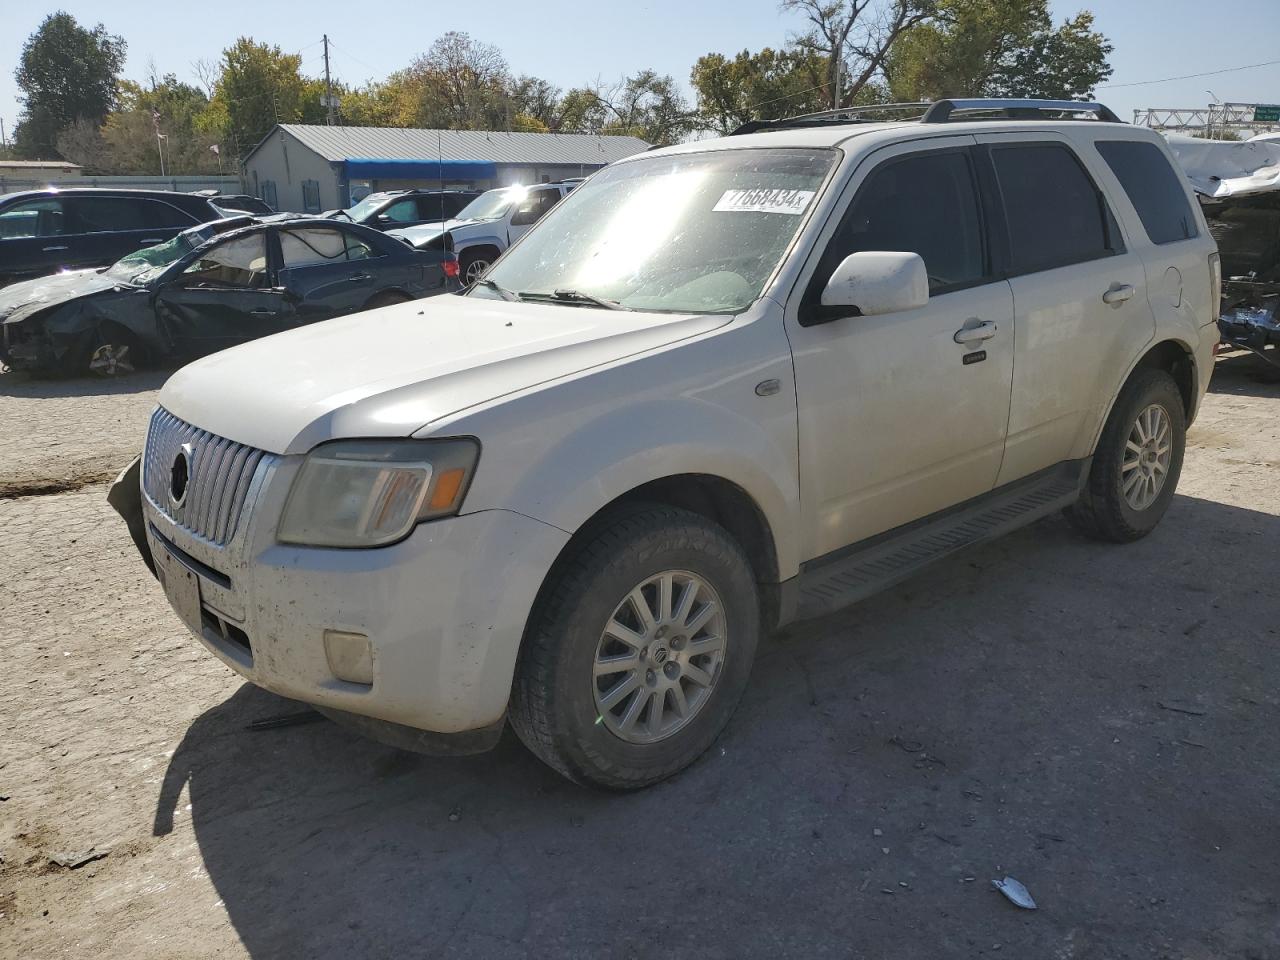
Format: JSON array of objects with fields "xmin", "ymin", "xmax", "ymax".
[{"xmin": 2, "ymin": 354, "xmax": 1278, "ymax": 959}]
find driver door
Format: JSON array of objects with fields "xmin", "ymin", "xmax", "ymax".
[
  {"xmin": 507, "ymin": 187, "xmax": 562, "ymax": 244},
  {"xmin": 787, "ymin": 137, "xmax": 1016, "ymax": 559},
  {"xmin": 154, "ymin": 230, "xmax": 294, "ymax": 358}
]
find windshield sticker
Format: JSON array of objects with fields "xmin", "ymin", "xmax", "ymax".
[{"xmin": 712, "ymin": 188, "xmax": 816, "ymax": 215}]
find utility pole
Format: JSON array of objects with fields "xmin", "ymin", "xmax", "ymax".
[
  {"xmin": 323, "ymin": 35, "xmax": 336, "ymax": 126},
  {"xmin": 0, "ymin": 116, "xmax": 6, "ymax": 151},
  {"xmin": 832, "ymin": 42, "xmax": 842, "ymax": 110}
]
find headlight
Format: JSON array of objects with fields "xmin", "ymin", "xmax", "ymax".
[{"xmin": 278, "ymin": 438, "xmax": 479, "ymax": 547}]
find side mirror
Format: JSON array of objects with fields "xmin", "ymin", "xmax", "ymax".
[{"xmin": 820, "ymin": 251, "xmax": 929, "ymax": 317}]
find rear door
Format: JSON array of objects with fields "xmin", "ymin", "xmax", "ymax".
[
  {"xmin": 153, "ymin": 230, "xmax": 292, "ymax": 357},
  {"xmin": 0, "ymin": 197, "xmax": 68, "ymax": 284},
  {"xmin": 275, "ymin": 226, "xmax": 386, "ymax": 322},
  {"xmin": 64, "ymin": 195, "xmax": 197, "ymax": 268},
  {"xmin": 974, "ymin": 133, "xmax": 1154, "ymax": 485}
]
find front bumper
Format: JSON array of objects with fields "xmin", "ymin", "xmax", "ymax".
[{"xmin": 131, "ymin": 460, "xmax": 569, "ymax": 740}]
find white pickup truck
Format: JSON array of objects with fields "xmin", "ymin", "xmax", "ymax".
[{"xmin": 112, "ymin": 99, "xmax": 1219, "ymax": 789}]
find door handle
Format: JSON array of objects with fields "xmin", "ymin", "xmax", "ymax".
[
  {"xmin": 139, "ymin": 238, "xmax": 164, "ymax": 245},
  {"xmin": 953, "ymin": 320, "xmax": 997, "ymax": 344},
  {"xmin": 249, "ymin": 308, "xmax": 278, "ymax": 316},
  {"xmin": 42, "ymin": 245, "xmax": 68, "ymax": 252},
  {"xmin": 347, "ymin": 273, "xmax": 372, "ymax": 282},
  {"xmin": 1103, "ymin": 283, "xmax": 1135, "ymax": 305}
]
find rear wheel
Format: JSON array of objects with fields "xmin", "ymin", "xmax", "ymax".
[
  {"xmin": 509, "ymin": 504, "xmax": 760, "ymax": 790},
  {"xmin": 1066, "ymin": 369, "xmax": 1186, "ymax": 542}
]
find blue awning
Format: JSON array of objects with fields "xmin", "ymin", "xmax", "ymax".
[{"xmin": 343, "ymin": 158, "xmax": 498, "ymax": 180}]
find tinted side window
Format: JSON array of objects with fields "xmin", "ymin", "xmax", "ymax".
[
  {"xmin": 1096, "ymin": 140, "xmax": 1198, "ymax": 245},
  {"xmin": 381, "ymin": 199, "xmax": 419, "ymax": 223},
  {"xmin": 818, "ymin": 150, "xmax": 987, "ymax": 294},
  {"xmin": 182, "ymin": 234, "xmax": 267, "ymax": 288},
  {"xmin": 991, "ymin": 144, "xmax": 1116, "ymax": 274},
  {"xmin": 69, "ymin": 197, "xmax": 152, "ymax": 233},
  {"xmin": 0, "ymin": 198, "xmax": 64, "ymax": 238},
  {"xmin": 142, "ymin": 200, "xmax": 198, "ymax": 228}
]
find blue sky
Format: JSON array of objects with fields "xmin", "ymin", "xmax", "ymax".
[{"xmin": 1, "ymin": 0, "xmax": 1278, "ymax": 146}]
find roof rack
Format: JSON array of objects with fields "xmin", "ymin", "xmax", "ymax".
[
  {"xmin": 728, "ymin": 97, "xmax": 1123, "ymax": 136},
  {"xmin": 730, "ymin": 103, "xmax": 932, "ymax": 136},
  {"xmin": 920, "ymin": 98, "xmax": 1123, "ymax": 124}
]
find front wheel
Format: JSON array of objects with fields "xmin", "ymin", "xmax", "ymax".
[
  {"xmin": 1066, "ymin": 368, "xmax": 1186, "ymax": 542},
  {"xmin": 509, "ymin": 504, "xmax": 760, "ymax": 790}
]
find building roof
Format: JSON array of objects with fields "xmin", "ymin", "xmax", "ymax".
[
  {"xmin": 265, "ymin": 125, "xmax": 649, "ymax": 166},
  {"xmin": 0, "ymin": 160, "xmax": 82, "ymax": 169}
]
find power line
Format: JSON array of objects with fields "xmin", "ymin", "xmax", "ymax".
[{"xmin": 1099, "ymin": 58, "xmax": 1280, "ymax": 90}]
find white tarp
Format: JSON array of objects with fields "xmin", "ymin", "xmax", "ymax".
[{"xmin": 1165, "ymin": 133, "xmax": 1280, "ymax": 199}]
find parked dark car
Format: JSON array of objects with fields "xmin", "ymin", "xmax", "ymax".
[
  {"xmin": 332, "ymin": 189, "xmax": 481, "ymax": 231},
  {"xmin": 0, "ymin": 188, "xmax": 230, "ymax": 287},
  {"xmin": 0, "ymin": 216, "xmax": 459, "ymax": 376}
]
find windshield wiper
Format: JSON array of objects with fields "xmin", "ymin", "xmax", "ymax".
[
  {"xmin": 472, "ymin": 277, "xmax": 522, "ymax": 302},
  {"xmin": 521, "ymin": 289, "xmax": 631, "ymax": 311}
]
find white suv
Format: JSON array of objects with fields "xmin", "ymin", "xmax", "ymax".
[
  {"xmin": 387, "ymin": 182, "xmax": 575, "ymax": 285},
  {"xmin": 112, "ymin": 99, "xmax": 1220, "ymax": 789}
]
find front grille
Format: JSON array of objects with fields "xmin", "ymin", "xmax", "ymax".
[{"xmin": 143, "ymin": 407, "xmax": 272, "ymax": 546}]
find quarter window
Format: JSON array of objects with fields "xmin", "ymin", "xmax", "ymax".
[
  {"xmin": 818, "ymin": 149, "xmax": 987, "ymax": 295},
  {"xmin": 991, "ymin": 143, "xmax": 1118, "ymax": 274},
  {"xmin": 1095, "ymin": 140, "xmax": 1198, "ymax": 245},
  {"xmin": 182, "ymin": 234, "xmax": 267, "ymax": 288}
]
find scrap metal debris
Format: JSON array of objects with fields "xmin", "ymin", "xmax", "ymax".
[
  {"xmin": 992, "ymin": 876, "xmax": 1037, "ymax": 910},
  {"xmin": 1166, "ymin": 134, "xmax": 1280, "ymax": 199},
  {"xmin": 49, "ymin": 847, "xmax": 109, "ymax": 870}
]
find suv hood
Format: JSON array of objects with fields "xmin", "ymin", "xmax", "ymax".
[
  {"xmin": 0, "ymin": 269, "xmax": 124, "ymax": 324},
  {"xmin": 387, "ymin": 218, "xmax": 486, "ymax": 247},
  {"xmin": 160, "ymin": 294, "xmax": 727, "ymax": 454}
]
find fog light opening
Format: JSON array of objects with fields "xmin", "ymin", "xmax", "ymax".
[{"xmin": 324, "ymin": 630, "xmax": 375, "ymax": 685}]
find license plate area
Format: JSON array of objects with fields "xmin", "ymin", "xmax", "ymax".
[{"xmin": 155, "ymin": 542, "xmax": 204, "ymax": 638}]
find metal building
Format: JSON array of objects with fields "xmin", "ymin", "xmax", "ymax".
[{"xmin": 243, "ymin": 124, "xmax": 650, "ymax": 213}]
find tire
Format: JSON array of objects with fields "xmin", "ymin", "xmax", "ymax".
[
  {"xmin": 459, "ymin": 250, "xmax": 495, "ymax": 287},
  {"xmin": 509, "ymin": 503, "xmax": 760, "ymax": 790},
  {"xmin": 1066, "ymin": 368, "xmax": 1186, "ymax": 542}
]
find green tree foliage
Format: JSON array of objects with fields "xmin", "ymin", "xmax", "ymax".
[
  {"xmin": 559, "ymin": 71, "xmax": 693, "ymax": 145},
  {"xmin": 101, "ymin": 76, "xmax": 222, "ymax": 174},
  {"xmin": 690, "ymin": 47, "xmax": 831, "ymax": 134},
  {"xmin": 13, "ymin": 12, "xmax": 126, "ymax": 160},
  {"xmin": 886, "ymin": 0, "xmax": 1111, "ymax": 101},
  {"xmin": 206, "ymin": 39, "xmax": 325, "ymax": 159}
]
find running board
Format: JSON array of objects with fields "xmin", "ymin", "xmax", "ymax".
[{"xmin": 794, "ymin": 459, "xmax": 1088, "ymax": 621}]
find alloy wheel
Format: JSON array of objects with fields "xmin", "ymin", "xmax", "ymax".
[
  {"xmin": 1122, "ymin": 402, "xmax": 1172, "ymax": 511},
  {"xmin": 89, "ymin": 343, "xmax": 133, "ymax": 377},
  {"xmin": 464, "ymin": 259, "xmax": 490, "ymax": 285},
  {"xmin": 592, "ymin": 570, "xmax": 727, "ymax": 744}
]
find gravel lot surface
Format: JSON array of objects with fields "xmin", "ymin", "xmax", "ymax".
[{"xmin": 1, "ymin": 356, "xmax": 1278, "ymax": 959}]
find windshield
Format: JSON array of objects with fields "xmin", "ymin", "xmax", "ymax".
[
  {"xmin": 344, "ymin": 193, "xmax": 395, "ymax": 223},
  {"xmin": 475, "ymin": 149, "xmax": 835, "ymax": 314},
  {"xmin": 455, "ymin": 187, "xmax": 523, "ymax": 222},
  {"xmin": 104, "ymin": 231, "xmax": 204, "ymax": 285}
]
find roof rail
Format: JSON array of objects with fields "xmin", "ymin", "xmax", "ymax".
[
  {"xmin": 730, "ymin": 102, "xmax": 932, "ymax": 136},
  {"xmin": 920, "ymin": 98, "xmax": 1123, "ymax": 124}
]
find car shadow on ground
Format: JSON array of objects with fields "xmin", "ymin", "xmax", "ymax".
[
  {"xmin": 155, "ymin": 494, "xmax": 1280, "ymax": 958},
  {"xmin": 1208, "ymin": 351, "xmax": 1280, "ymax": 397},
  {"xmin": 0, "ymin": 366, "xmax": 173, "ymax": 398}
]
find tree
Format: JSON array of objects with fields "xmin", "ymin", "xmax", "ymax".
[
  {"xmin": 400, "ymin": 32, "xmax": 514, "ymax": 129},
  {"xmin": 560, "ymin": 71, "xmax": 694, "ymax": 145},
  {"xmin": 989, "ymin": 11, "xmax": 1112, "ymax": 99},
  {"xmin": 690, "ymin": 47, "xmax": 831, "ymax": 134},
  {"xmin": 55, "ymin": 117, "xmax": 109, "ymax": 173},
  {"xmin": 206, "ymin": 39, "xmax": 320, "ymax": 159},
  {"xmin": 886, "ymin": 1, "xmax": 1112, "ymax": 101},
  {"xmin": 12, "ymin": 12, "xmax": 126, "ymax": 159},
  {"xmin": 782, "ymin": 0, "xmax": 936, "ymax": 108},
  {"xmin": 101, "ymin": 75, "xmax": 221, "ymax": 175}
]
